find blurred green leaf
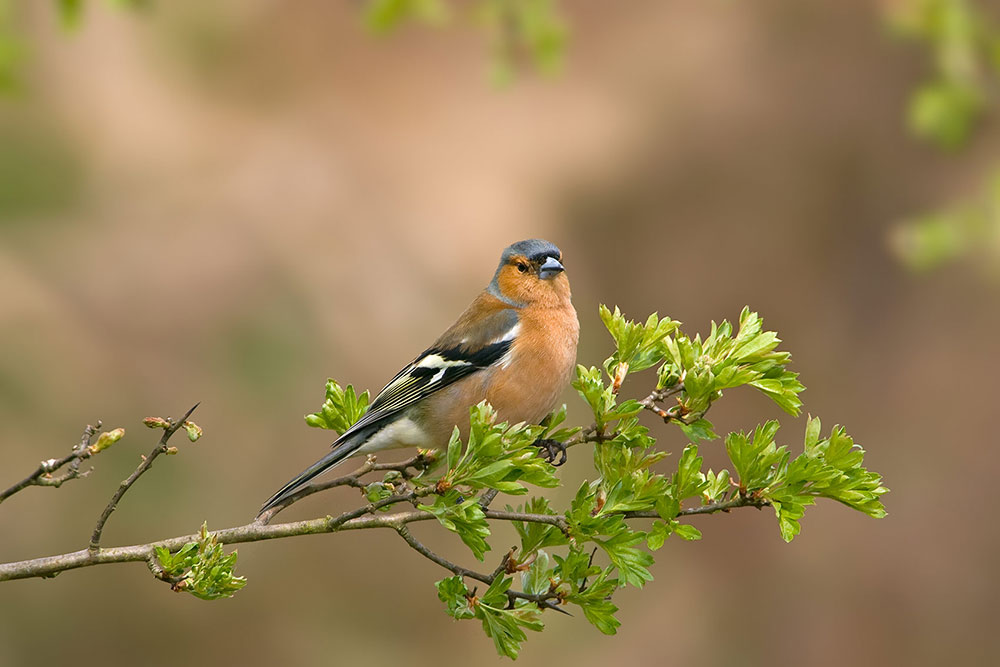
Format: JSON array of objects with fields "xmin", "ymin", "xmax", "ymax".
[
  {"xmin": 908, "ymin": 79, "xmax": 982, "ymax": 149},
  {"xmin": 56, "ymin": 0, "xmax": 84, "ymax": 30},
  {"xmin": 892, "ymin": 167, "xmax": 1000, "ymax": 271},
  {"xmin": 364, "ymin": 0, "xmax": 449, "ymax": 33}
]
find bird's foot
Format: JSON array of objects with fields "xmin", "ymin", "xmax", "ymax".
[{"xmin": 534, "ymin": 438, "xmax": 567, "ymax": 467}]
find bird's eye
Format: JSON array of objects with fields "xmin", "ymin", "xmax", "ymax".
[{"xmin": 516, "ymin": 263, "xmax": 529, "ymax": 273}]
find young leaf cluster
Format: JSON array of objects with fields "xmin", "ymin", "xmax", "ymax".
[
  {"xmin": 580, "ymin": 306, "xmax": 804, "ymax": 442},
  {"xmin": 658, "ymin": 306, "xmax": 805, "ymax": 423},
  {"xmin": 154, "ymin": 522, "xmax": 247, "ymax": 600},
  {"xmin": 304, "ymin": 380, "xmax": 370, "ymax": 433},
  {"xmin": 418, "ymin": 403, "xmax": 562, "ymax": 559},
  {"xmin": 419, "ymin": 491, "xmax": 493, "ymax": 559},
  {"xmin": 436, "ymin": 402, "xmax": 561, "ymax": 496},
  {"xmin": 729, "ymin": 417, "xmax": 890, "ymax": 542},
  {"xmin": 436, "ymin": 574, "xmax": 544, "ymax": 659}
]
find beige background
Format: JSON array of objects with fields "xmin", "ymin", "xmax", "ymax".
[{"xmin": 1, "ymin": 2, "xmax": 998, "ymax": 665}]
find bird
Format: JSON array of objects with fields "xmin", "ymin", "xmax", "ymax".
[{"xmin": 258, "ymin": 239, "xmax": 580, "ymax": 517}]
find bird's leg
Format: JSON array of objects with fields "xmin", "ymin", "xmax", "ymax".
[{"xmin": 534, "ymin": 438, "xmax": 567, "ymax": 466}]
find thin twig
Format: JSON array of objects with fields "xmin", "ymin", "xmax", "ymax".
[
  {"xmin": 88, "ymin": 404, "xmax": 198, "ymax": 552},
  {"xmin": 257, "ymin": 452, "xmax": 433, "ymax": 524},
  {"xmin": 396, "ymin": 524, "xmax": 492, "ymax": 584},
  {"xmin": 638, "ymin": 384, "xmax": 686, "ymax": 423},
  {"xmin": 0, "ymin": 423, "xmax": 102, "ymax": 503},
  {"xmin": 478, "ymin": 488, "xmax": 500, "ymax": 508},
  {"xmin": 394, "ymin": 525, "xmax": 563, "ymax": 609},
  {"xmin": 484, "ymin": 509, "xmax": 570, "ymax": 533}
]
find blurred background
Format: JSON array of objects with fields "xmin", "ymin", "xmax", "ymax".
[{"xmin": 1, "ymin": 1, "xmax": 999, "ymax": 665}]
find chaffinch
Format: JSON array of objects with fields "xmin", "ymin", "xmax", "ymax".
[{"xmin": 259, "ymin": 239, "xmax": 579, "ymax": 515}]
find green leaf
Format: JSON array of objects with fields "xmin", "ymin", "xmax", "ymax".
[
  {"xmin": 725, "ymin": 421, "xmax": 787, "ymax": 492},
  {"xmin": 599, "ymin": 305, "xmax": 677, "ymax": 376},
  {"xmin": 437, "ymin": 402, "xmax": 559, "ymax": 496},
  {"xmin": 304, "ymin": 380, "xmax": 370, "ymax": 433},
  {"xmin": 671, "ymin": 444, "xmax": 708, "ymax": 501},
  {"xmin": 572, "ymin": 365, "xmax": 614, "ymax": 429},
  {"xmin": 804, "ymin": 415, "xmax": 822, "ymax": 454},
  {"xmin": 672, "ymin": 523, "xmax": 702, "ymax": 541},
  {"xmin": 364, "ymin": 482, "xmax": 394, "ymax": 506},
  {"xmin": 511, "ymin": 497, "xmax": 567, "ymax": 554},
  {"xmin": 553, "ymin": 546, "xmax": 599, "ymax": 588},
  {"xmin": 679, "ymin": 418, "xmax": 718, "ymax": 444},
  {"xmin": 595, "ymin": 530, "xmax": 654, "ymax": 588},
  {"xmin": 538, "ymin": 404, "xmax": 581, "ymax": 442},
  {"xmin": 761, "ymin": 421, "xmax": 888, "ymax": 541},
  {"xmin": 419, "ymin": 492, "xmax": 492, "ymax": 560},
  {"xmin": 645, "ymin": 521, "xmax": 672, "ymax": 551},
  {"xmin": 436, "ymin": 575, "xmax": 475, "ymax": 619},
  {"xmin": 520, "ymin": 550, "xmax": 553, "ymax": 596},
  {"xmin": 703, "ymin": 469, "xmax": 732, "ymax": 503},
  {"xmin": 478, "ymin": 605, "xmax": 532, "ymax": 659},
  {"xmin": 473, "ymin": 575, "xmax": 544, "ymax": 659},
  {"xmin": 567, "ymin": 568, "xmax": 620, "ymax": 635}
]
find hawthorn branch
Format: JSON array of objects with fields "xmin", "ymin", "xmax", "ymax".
[
  {"xmin": 0, "ymin": 422, "xmax": 103, "ymax": 503},
  {"xmin": 0, "ymin": 492, "xmax": 764, "ymax": 583},
  {"xmin": 0, "ymin": 377, "xmax": 763, "ymax": 587},
  {"xmin": 89, "ymin": 404, "xmax": 198, "ymax": 552}
]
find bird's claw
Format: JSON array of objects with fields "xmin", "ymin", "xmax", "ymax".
[{"xmin": 534, "ymin": 438, "xmax": 567, "ymax": 466}]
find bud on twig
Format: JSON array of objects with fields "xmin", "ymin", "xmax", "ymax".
[
  {"xmin": 143, "ymin": 417, "xmax": 170, "ymax": 429},
  {"xmin": 90, "ymin": 428, "xmax": 125, "ymax": 454},
  {"xmin": 182, "ymin": 421, "xmax": 203, "ymax": 442},
  {"xmin": 611, "ymin": 362, "xmax": 629, "ymax": 394}
]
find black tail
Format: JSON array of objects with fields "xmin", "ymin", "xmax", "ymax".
[{"xmin": 257, "ymin": 436, "xmax": 365, "ymax": 517}]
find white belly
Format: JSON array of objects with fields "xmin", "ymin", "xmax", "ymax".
[{"xmin": 356, "ymin": 417, "xmax": 433, "ymax": 455}]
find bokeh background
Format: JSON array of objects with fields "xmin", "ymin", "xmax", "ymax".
[{"xmin": 2, "ymin": 1, "xmax": 998, "ymax": 665}]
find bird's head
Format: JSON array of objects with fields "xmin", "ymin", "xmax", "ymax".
[{"xmin": 488, "ymin": 239, "xmax": 571, "ymax": 307}]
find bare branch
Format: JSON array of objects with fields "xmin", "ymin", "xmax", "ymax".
[
  {"xmin": 638, "ymin": 384, "xmax": 686, "ymax": 423},
  {"xmin": 0, "ymin": 422, "xmax": 103, "ymax": 504},
  {"xmin": 396, "ymin": 523, "xmax": 492, "ymax": 584},
  {"xmin": 88, "ymin": 404, "xmax": 198, "ymax": 552},
  {"xmin": 395, "ymin": 525, "xmax": 564, "ymax": 609}
]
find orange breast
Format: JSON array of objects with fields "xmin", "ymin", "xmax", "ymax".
[
  {"xmin": 485, "ymin": 303, "xmax": 579, "ymax": 426},
  {"xmin": 417, "ymin": 302, "xmax": 579, "ymax": 446}
]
